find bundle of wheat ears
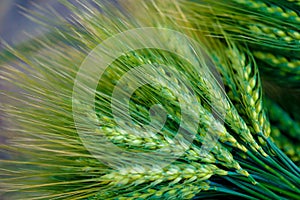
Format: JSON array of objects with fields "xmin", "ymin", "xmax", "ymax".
[{"xmin": 0, "ymin": 0, "xmax": 299, "ymax": 199}]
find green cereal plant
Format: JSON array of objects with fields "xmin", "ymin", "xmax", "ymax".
[{"xmin": 0, "ymin": 0, "xmax": 300, "ymax": 199}]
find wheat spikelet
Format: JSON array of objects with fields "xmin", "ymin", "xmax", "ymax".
[
  {"xmin": 225, "ymin": 47, "xmax": 271, "ymax": 140},
  {"xmin": 248, "ymin": 24, "xmax": 300, "ymax": 46},
  {"xmin": 232, "ymin": 0, "xmax": 300, "ymax": 23},
  {"xmin": 254, "ymin": 51, "xmax": 300, "ymax": 74},
  {"xmin": 96, "ymin": 181, "xmax": 209, "ymax": 200},
  {"xmin": 89, "ymin": 163, "xmax": 225, "ymax": 199},
  {"xmin": 208, "ymin": 42, "xmax": 271, "ymax": 149},
  {"xmin": 99, "ymin": 163, "xmax": 226, "ymax": 187},
  {"xmin": 195, "ymin": 70, "xmax": 267, "ymax": 155}
]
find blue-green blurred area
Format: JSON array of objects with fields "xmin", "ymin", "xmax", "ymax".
[
  {"xmin": 0, "ymin": 0, "xmax": 115, "ymax": 47},
  {"xmin": 0, "ymin": 0, "xmax": 70, "ymax": 46},
  {"xmin": 0, "ymin": 0, "xmax": 70, "ymax": 152}
]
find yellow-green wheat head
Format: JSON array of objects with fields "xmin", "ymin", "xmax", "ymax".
[{"xmin": 0, "ymin": 0, "xmax": 299, "ymax": 199}]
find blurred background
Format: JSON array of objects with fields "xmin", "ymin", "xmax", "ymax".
[
  {"xmin": 0, "ymin": 0, "xmax": 68, "ymax": 154},
  {"xmin": 0, "ymin": 0, "xmax": 69, "ymax": 46}
]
